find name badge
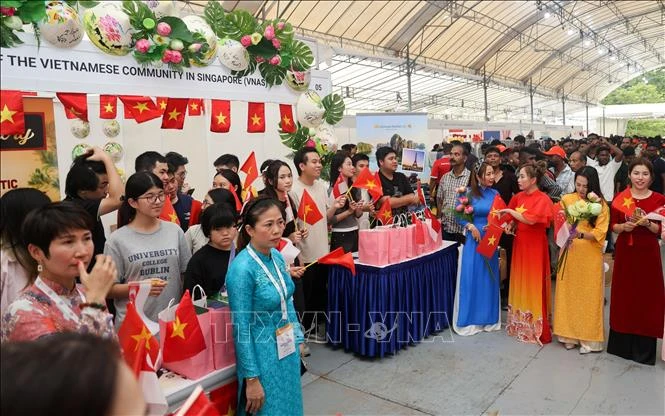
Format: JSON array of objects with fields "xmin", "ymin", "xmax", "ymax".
[{"xmin": 276, "ymin": 323, "xmax": 296, "ymax": 360}]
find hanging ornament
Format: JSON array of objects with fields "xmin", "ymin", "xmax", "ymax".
[
  {"xmin": 217, "ymin": 38, "xmax": 250, "ymax": 71},
  {"xmin": 181, "ymin": 15, "xmax": 217, "ymax": 66},
  {"xmin": 70, "ymin": 119, "xmax": 90, "ymax": 139},
  {"xmin": 296, "ymin": 90, "xmax": 325, "ymax": 129},
  {"xmin": 71, "ymin": 143, "xmax": 92, "ymax": 160},
  {"xmin": 103, "ymin": 142, "xmax": 124, "ymax": 162},
  {"xmin": 40, "ymin": 1, "xmax": 83, "ymax": 48},
  {"xmin": 102, "ymin": 120, "xmax": 120, "ymax": 138},
  {"xmin": 285, "ymin": 69, "xmax": 311, "ymax": 93},
  {"xmin": 141, "ymin": 0, "xmax": 177, "ymax": 19},
  {"xmin": 315, "ymin": 123, "xmax": 338, "ymax": 153},
  {"xmin": 83, "ymin": 2, "xmax": 134, "ymax": 56}
]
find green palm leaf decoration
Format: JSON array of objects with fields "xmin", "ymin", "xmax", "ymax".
[
  {"xmin": 220, "ymin": 10, "xmax": 257, "ymax": 40},
  {"xmin": 203, "ymin": 0, "xmax": 226, "ymax": 38},
  {"xmin": 322, "ymin": 93, "xmax": 345, "ymax": 125},
  {"xmin": 259, "ymin": 62, "xmax": 286, "ymax": 87},
  {"xmin": 289, "ymin": 40, "xmax": 314, "ymax": 71}
]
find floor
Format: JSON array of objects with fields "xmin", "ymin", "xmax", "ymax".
[{"xmin": 300, "ymin": 254, "xmax": 665, "ymax": 416}]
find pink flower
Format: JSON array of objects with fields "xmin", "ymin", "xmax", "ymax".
[
  {"xmin": 240, "ymin": 35, "xmax": 252, "ymax": 47},
  {"xmin": 135, "ymin": 39, "xmax": 151, "ymax": 53},
  {"xmin": 276, "ymin": 21, "xmax": 285, "ymax": 30},
  {"xmin": 458, "ymin": 196, "xmax": 469, "ymax": 205},
  {"xmin": 464, "ymin": 206, "xmax": 474, "ymax": 215},
  {"xmin": 170, "ymin": 50, "xmax": 182, "ymax": 64},
  {"xmin": 0, "ymin": 6, "xmax": 16, "ymax": 16},
  {"xmin": 255, "ymin": 56, "xmax": 265, "ymax": 63},
  {"xmin": 272, "ymin": 38, "xmax": 281, "ymax": 49},
  {"xmin": 306, "ymin": 139, "xmax": 316, "ymax": 147},
  {"xmin": 188, "ymin": 43, "xmax": 201, "ymax": 53},
  {"xmin": 455, "ymin": 204, "xmax": 464, "ymax": 212},
  {"xmin": 269, "ymin": 55, "xmax": 281, "ymax": 65},
  {"xmin": 162, "ymin": 50, "xmax": 173, "ymax": 63},
  {"xmin": 264, "ymin": 25, "xmax": 275, "ymax": 40},
  {"xmin": 156, "ymin": 22, "xmax": 171, "ymax": 36}
]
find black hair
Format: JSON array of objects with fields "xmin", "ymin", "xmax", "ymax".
[
  {"xmin": 628, "ymin": 157, "xmax": 654, "ymax": 180},
  {"xmin": 21, "ymin": 202, "xmax": 94, "ymax": 258},
  {"xmin": 489, "ymin": 139, "xmax": 502, "ymax": 146},
  {"xmin": 260, "ymin": 159, "xmax": 274, "ymax": 186},
  {"xmin": 1, "ymin": 332, "xmax": 120, "ymax": 416},
  {"xmin": 518, "ymin": 162, "xmax": 547, "ymax": 184},
  {"xmin": 461, "ymin": 142, "xmax": 472, "ymax": 155},
  {"xmin": 452, "ymin": 143, "xmax": 468, "ymax": 156},
  {"xmin": 206, "ymin": 188, "xmax": 239, "ymax": 216},
  {"xmin": 293, "ymin": 146, "xmax": 319, "ymax": 176},
  {"xmin": 167, "ymin": 163, "xmax": 177, "ymax": 175},
  {"xmin": 0, "ymin": 188, "xmax": 51, "ymax": 283},
  {"xmin": 375, "ymin": 146, "xmax": 396, "ymax": 164},
  {"xmin": 262, "ymin": 160, "xmax": 291, "ymax": 199},
  {"xmin": 214, "ymin": 169, "xmax": 243, "ymax": 204},
  {"xmin": 575, "ymin": 166, "xmax": 604, "ymax": 200},
  {"xmin": 597, "ymin": 145, "xmax": 611, "ymax": 155},
  {"xmin": 65, "ymin": 157, "xmax": 107, "ymax": 198},
  {"xmin": 352, "ymin": 153, "xmax": 370, "ymax": 166},
  {"xmin": 514, "ymin": 135, "xmax": 526, "ymax": 144},
  {"xmin": 200, "ymin": 202, "xmax": 236, "ymax": 238},
  {"xmin": 134, "ymin": 151, "xmax": 166, "ymax": 173},
  {"xmin": 561, "ymin": 138, "xmax": 573, "ymax": 146},
  {"xmin": 213, "ymin": 154, "xmax": 239, "ymax": 170},
  {"xmin": 484, "ymin": 146, "xmax": 500, "ymax": 156},
  {"xmin": 122, "ymin": 171, "xmax": 163, "ymax": 222},
  {"xmin": 341, "ymin": 143, "xmax": 357, "ymax": 152},
  {"xmin": 449, "ymin": 140, "xmax": 462, "ymax": 146},
  {"xmin": 238, "ymin": 196, "xmax": 285, "ymax": 250},
  {"xmin": 329, "ymin": 150, "xmax": 352, "ymax": 187},
  {"xmin": 165, "ymin": 151, "xmax": 188, "ymax": 168}
]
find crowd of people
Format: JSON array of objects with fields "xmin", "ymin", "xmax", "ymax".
[{"xmin": 0, "ymin": 133, "xmax": 663, "ymax": 415}]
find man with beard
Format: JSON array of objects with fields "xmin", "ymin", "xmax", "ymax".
[
  {"xmin": 436, "ymin": 144, "xmax": 471, "ymax": 244},
  {"xmin": 561, "ymin": 138, "xmax": 576, "ymax": 157}
]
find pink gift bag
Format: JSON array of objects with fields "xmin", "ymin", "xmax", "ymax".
[
  {"xmin": 358, "ymin": 228, "xmax": 391, "ymax": 265},
  {"xmin": 158, "ymin": 287, "xmax": 215, "ymax": 380},
  {"xmin": 209, "ymin": 305, "xmax": 236, "ymax": 370},
  {"xmin": 425, "ymin": 219, "xmax": 443, "ymax": 251}
]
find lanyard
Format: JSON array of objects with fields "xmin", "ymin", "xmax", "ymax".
[
  {"xmin": 247, "ymin": 246, "xmax": 288, "ymax": 321},
  {"xmin": 34, "ymin": 277, "xmax": 86, "ymax": 324},
  {"xmin": 228, "ymin": 243, "xmax": 236, "ymax": 269}
]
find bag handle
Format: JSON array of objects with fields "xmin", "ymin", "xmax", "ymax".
[{"xmin": 192, "ymin": 284, "xmax": 208, "ymax": 308}]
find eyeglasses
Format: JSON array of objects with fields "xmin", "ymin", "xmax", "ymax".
[{"xmin": 137, "ymin": 192, "xmax": 165, "ymax": 204}]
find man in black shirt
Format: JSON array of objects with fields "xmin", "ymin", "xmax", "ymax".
[{"xmin": 375, "ymin": 147, "xmax": 419, "ymax": 217}]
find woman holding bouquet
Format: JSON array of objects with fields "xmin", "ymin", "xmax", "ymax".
[
  {"xmin": 608, "ymin": 158, "xmax": 665, "ymax": 365},
  {"xmin": 553, "ymin": 167, "xmax": 609, "ymax": 353},
  {"xmin": 499, "ymin": 162, "xmax": 554, "ymax": 345},
  {"xmin": 452, "ymin": 163, "xmax": 501, "ymax": 336}
]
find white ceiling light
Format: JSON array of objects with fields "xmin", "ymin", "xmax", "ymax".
[
  {"xmin": 567, "ymin": 28, "xmax": 575, "ymax": 35},
  {"xmin": 544, "ymin": 11, "xmax": 551, "ymax": 19},
  {"xmin": 583, "ymin": 39, "xmax": 591, "ymax": 47}
]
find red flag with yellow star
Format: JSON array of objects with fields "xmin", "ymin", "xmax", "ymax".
[
  {"xmin": 210, "ymin": 99, "xmax": 231, "ymax": 133},
  {"xmin": 240, "ymin": 151, "xmax": 258, "ymax": 190},
  {"xmin": 476, "ymin": 223, "xmax": 503, "ymax": 259},
  {"xmin": 160, "ymin": 195, "xmax": 181, "ymax": 225},
  {"xmin": 487, "ymin": 194, "xmax": 509, "ymax": 227},
  {"xmin": 161, "ymin": 98, "xmax": 188, "ymax": 129},
  {"xmin": 376, "ymin": 198, "xmax": 393, "ymax": 225},
  {"xmin": 317, "ymin": 247, "xmax": 356, "ymax": 276},
  {"xmin": 155, "ymin": 97, "xmax": 168, "ymax": 115},
  {"xmin": 57, "ymin": 92, "xmax": 88, "ymax": 121},
  {"xmin": 247, "ymin": 102, "xmax": 265, "ymax": 133},
  {"xmin": 297, "ymin": 189, "xmax": 323, "ymax": 225},
  {"xmin": 119, "ymin": 95, "xmax": 162, "ymax": 123},
  {"xmin": 163, "ymin": 290, "xmax": 206, "ymax": 363},
  {"xmin": 279, "ymin": 104, "xmax": 296, "ymax": 133},
  {"xmin": 611, "ymin": 187, "xmax": 637, "ymax": 217},
  {"xmin": 352, "ymin": 167, "xmax": 383, "ymax": 202},
  {"xmin": 0, "ymin": 90, "xmax": 25, "ymax": 136},
  {"xmin": 99, "ymin": 95, "xmax": 117, "ymax": 119},
  {"xmin": 118, "ymin": 302, "xmax": 160, "ymax": 374},
  {"xmin": 188, "ymin": 98, "xmax": 204, "ymax": 116}
]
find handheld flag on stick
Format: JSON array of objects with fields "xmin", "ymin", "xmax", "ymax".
[{"xmin": 297, "ymin": 189, "xmax": 323, "ymax": 225}]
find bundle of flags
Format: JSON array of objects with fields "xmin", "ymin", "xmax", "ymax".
[{"xmin": 351, "ymin": 167, "xmax": 383, "ymax": 203}]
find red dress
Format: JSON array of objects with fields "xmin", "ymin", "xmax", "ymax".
[
  {"xmin": 609, "ymin": 191, "xmax": 665, "ymax": 339},
  {"xmin": 506, "ymin": 190, "xmax": 554, "ymax": 345}
]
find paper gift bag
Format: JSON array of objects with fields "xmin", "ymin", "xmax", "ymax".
[
  {"xmin": 158, "ymin": 287, "xmax": 215, "ymax": 380},
  {"xmin": 413, "ymin": 219, "xmax": 427, "ymax": 256},
  {"xmin": 208, "ymin": 300, "xmax": 236, "ymax": 370},
  {"xmin": 405, "ymin": 225, "xmax": 418, "ymax": 258},
  {"xmin": 358, "ymin": 228, "xmax": 390, "ymax": 265},
  {"xmin": 423, "ymin": 219, "xmax": 440, "ymax": 252},
  {"xmin": 377, "ymin": 225, "xmax": 405, "ymax": 263}
]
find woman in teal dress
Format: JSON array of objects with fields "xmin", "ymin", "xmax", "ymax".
[
  {"xmin": 453, "ymin": 162, "xmax": 501, "ymax": 336},
  {"xmin": 227, "ymin": 197, "xmax": 305, "ymax": 415}
]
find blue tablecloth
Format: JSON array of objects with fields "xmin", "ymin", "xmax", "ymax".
[{"xmin": 327, "ymin": 243, "xmax": 459, "ymax": 357}]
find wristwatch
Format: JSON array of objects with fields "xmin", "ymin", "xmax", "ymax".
[{"xmin": 578, "ymin": 232, "xmax": 584, "ymax": 239}]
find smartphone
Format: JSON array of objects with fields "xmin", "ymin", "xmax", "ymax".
[{"xmin": 186, "ymin": 188, "xmax": 195, "ymax": 196}]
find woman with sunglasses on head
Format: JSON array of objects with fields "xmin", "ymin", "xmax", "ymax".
[
  {"xmin": 104, "ymin": 172, "xmax": 192, "ymax": 328},
  {"xmin": 185, "ymin": 188, "xmax": 239, "ymax": 255},
  {"xmin": 2, "ymin": 203, "xmax": 116, "ymax": 342},
  {"xmin": 227, "ymin": 197, "xmax": 305, "ymax": 416}
]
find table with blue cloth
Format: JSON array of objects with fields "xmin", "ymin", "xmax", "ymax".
[{"xmin": 327, "ymin": 242, "xmax": 459, "ymax": 358}]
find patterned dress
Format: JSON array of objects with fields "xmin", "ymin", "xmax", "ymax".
[
  {"xmin": 227, "ymin": 246, "xmax": 304, "ymax": 416},
  {"xmin": 1, "ymin": 277, "xmax": 115, "ymax": 342},
  {"xmin": 553, "ymin": 193, "xmax": 609, "ymax": 350},
  {"xmin": 506, "ymin": 190, "xmax": 554, "ymax": 345},
  {"xmin": 453, "ymin": 187, "xmax": 501, "ymax": 335}
]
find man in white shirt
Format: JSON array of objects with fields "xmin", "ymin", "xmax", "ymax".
[{"xmin": 290, "ymin": 146, "xmax": 344, "ymax": 343}]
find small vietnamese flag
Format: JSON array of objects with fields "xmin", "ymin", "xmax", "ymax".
[
  {"xmin": 99, "ymin": 95, "xmax": 117, "ymax": 119},
  {"xmin": 317, "ymin": 247, "xmax": 356, "ymax": 276},
  {"xmin": 160, "ymin": 196, "xmax": 180, "ymax": 225},
  {"xmin": 0, "ymin": 90, "xmax": 25, "ymax": 136},
  {"xmin": 156, "ymin": 97, "xmax": 169, "ymax": 115},
  {"xmin": 376, "ymin": 198, "xmax": 393, "ymax": 225},
  {"xmin": 416, "ymin": 180, "xmax": 427, "ymax": 205},
  {"xmin": 297, "ymin": 189, "xmax": 323, "ymax": 225},
  {"xmin": 118, "ymin": 302, "xmax": 160, "ymax": 374},
  {"xmin": 332, "ymin": 174, "xmax": 348, "ymax": 199},
  {"xmin": 611, "ymin": 187, "xmax": 637, "ymax": 217},
  {"xmin": 119, "ymin": 96, "xmax": 162, "ymax": 123},
  {"xmin": 279, "ymin": 104, "xmax": 296, "ymax": 133},
  {"xmin": 423, "ymin": 207, "xmax": 441, "ymax": 234},
  {"xmin": 412, "ymin": 213, "xmax": 426, "ymax": 244},
  {"xmin": 247, "ymin": 102, "xmax": 265, "ymax": 133},
  {"xmin": 487, "ymin": 194, "xmax": 509, "ymax": 227},
  {"xmin": 175, "ymin": 385, "xmax": 221, "ymax": 416},
  {"xmin": 231, "ymin": 188, "xmax": 243, "ymax": 212},
  {"xmin": 476, "ymin": 223, "xmax": 504, "ymax": 259},
  {"xmin": 210, "ymin": 99, "xmax": 231, "ymax": 133},
  {"xmin": 57, "ymin": 92, "xmax": 88, "ymax": 121},
  {"xmin": 188, "ymin": 98, "xmax": 204, "ymax": 116},
  {"xmin": 163, "ymin": 290, "xmax": 206, "ymax": 363},
  {"xmin": 240, "ymin": 152, "xmax": 258, "ymax": 189},
  {"xmin": 161, "ymin": 98, "xmax": 188, "ymax": 129},
  {"xmin": 189, "ymin": 200, "xmax": 203, "ymax": 226},
  {"xmin": 352, "ymin": 168, "xmax": 383, "ymax": 202}
]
